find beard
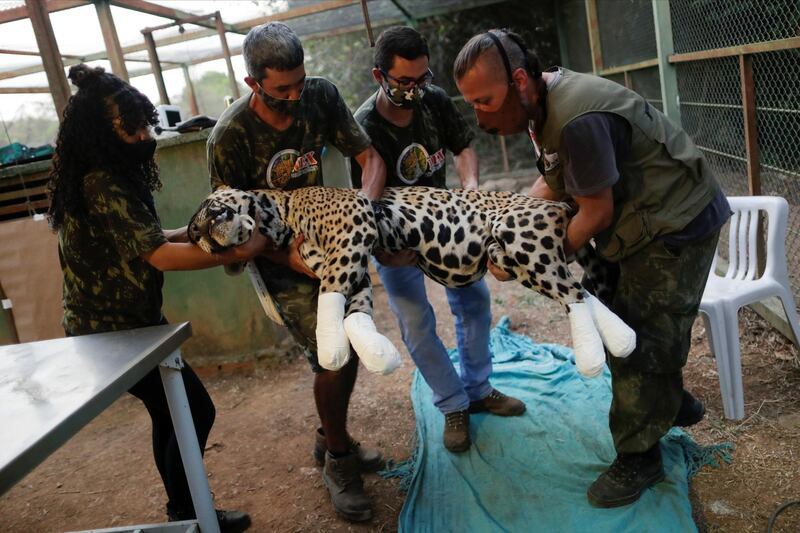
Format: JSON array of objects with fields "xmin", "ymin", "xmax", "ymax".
[{"xmin": 476, "ymin": 77, "xmax": 547, "ymax": 137}]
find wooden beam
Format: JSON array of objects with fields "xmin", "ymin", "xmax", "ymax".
[
  {"xmin": 142, "ymin": 32, "xmax": 169, "ymax": 104},
  {"xmin": 108, "ymin": 0, "xmax": 243, "ymax": 34},
  {"xmin": 0, "ymin": 48, "xmax": 82, "ymax": 59},
  {"xmin": 360, "ymin": 0, "xmax": 375, "ymax": 47},
  {"xmin": 585, "ymin": 0, "xmax": 603, "ymax": 74},
  {"xmin": 0, "ymin": 0, "xmax": 85, "ymax": 25},
  {"xmin": 739, "ymin": 54, "xmax": 761, "ymax": 196},
  {"xmin": 231, "ymin": 0, "xmax": 359, "ymax": 31},
  {"xmin": 0, "ymin": 0, "xmax": 496, "ymax": 82},
  {"xmin": 181, "ymin": 64, "xmax": 199, "ymax": 116},
  {"xmin": 95, "ymin": 0, "xmax": 129, "ymax": 81},
  {"xmin": 0, "ymin": 87, "xmax": 51, "ymax": 94},
  {"xmin": 598, "ymin": 58, "xmax": 659, "ymax": 77},
  {"xmin": 669, "ymin": 36, "xmax": 800, "ymax": 63},
  {"xmin": 653, "ymin": 0, "xmax": 681, "ymax": 125},
  {"xmin": 25, "ymin": 0, "xmax": 72, "ymax": 120},
  {"xmin": 215, "ymin": 11, "xmax": 240, "ymax": 99}
]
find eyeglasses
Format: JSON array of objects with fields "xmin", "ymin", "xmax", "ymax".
[{"xmin": 380, "ymin": 68, "xmax": 434, "ymax": 88}]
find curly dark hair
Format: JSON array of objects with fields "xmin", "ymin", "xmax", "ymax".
[{"xmin": 47, "ymin": 64, "xmax": 162, "ymax": 230}]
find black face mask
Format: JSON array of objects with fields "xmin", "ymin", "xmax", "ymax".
[{"xmin": 120, "ymin": 138, "xmax": 157, "ymax": 164}]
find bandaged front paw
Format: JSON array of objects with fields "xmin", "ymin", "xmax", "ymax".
[
  {"xmin": 344, "ymin": 312, "xmax": 402, "ymax": 375},
  {"xmin": 585, "ymin": 294, "xmax": 636, "ymax": 358},
  {"xmin": 568, "ymin": 302, "xmax": 606, "ymax": 378},
  {"xmin": 316, "ymin": 292, "xmax": 350, "ymax": 370}
]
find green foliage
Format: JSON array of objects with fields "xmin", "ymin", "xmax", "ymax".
[
  {"xmin": 1, "ymin": 103, "xmax": 59, "ymax": 148},
  {"xmin": 172, "ymin": 70, "xmax": 247, "ymax": 119},
  {"xmin": 302, "ymin": 0, "xmax": 560, "ymax": 178}
]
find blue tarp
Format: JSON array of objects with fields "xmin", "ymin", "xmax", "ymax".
[{"xmin": 392, "ymin": 316, "xmax": 720, "ymax": 533}]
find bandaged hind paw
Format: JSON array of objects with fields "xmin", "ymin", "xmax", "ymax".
[
  {"xmin": 568, "ymin": 302, "xmax": 606, "ymax": 378},
  {"xmin": 344, "ymin": 312, "xmax": 402, "ymax": 375},
  {"xmin": 585, "ymin": 294, "xmax": 636, "ymax": 358},
  {"xmin": 316, "ymin": 292, "xmax": 350, "ymax": 371}
]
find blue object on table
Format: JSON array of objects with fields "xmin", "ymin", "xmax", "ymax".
[{"xmin": 0, "ymin": 142, "xmax": 54, "ymax": 167}]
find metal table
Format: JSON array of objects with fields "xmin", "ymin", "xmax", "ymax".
[{"xmin": 0, "ymin": 322, "xmax": 221, "ymax": 533}]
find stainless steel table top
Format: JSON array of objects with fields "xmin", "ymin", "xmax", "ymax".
[{"xmin": 0, "ymin": 322, "xmax": 192, "ymax": 495}]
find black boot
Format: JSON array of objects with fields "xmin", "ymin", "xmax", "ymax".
[
  {"xmin": 312, "ymin": 427, "xmax": 385, "ymax": 472},
  {"xmin": 322, "ymin": 451, "xmax": 373, "ymax": 522},
  {"xmin": 168, "ymin": 507, "xmax": 251, "ymax": 533},
  {"xmin": 587, "ymin": 446, "xmax": 665, "ymax": 508},
  {"xmin": 673, "ymin": 390, "xmax": 705, "ymax": 427}
]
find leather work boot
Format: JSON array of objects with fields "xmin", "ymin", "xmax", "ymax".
[
  {"xmin": 443, "ymin": 409, "xmax": 471, "ymax": 453},
  {"xmin": 587, "ymin": 445, "xmax": 665, "ymax": 508},
  {"xmin": 313, "ymin": 427, "xmax": 385, "ymax": 472},
  {"xmin": 469, "ymin": 388, "xmax": 527, "ymax": 416},
  {"xmin": 168, "ymin": 508, "xmax": 252, "ymax": 533},
  {"xmin": 673, "ymin": 390, "xmax": 705, "ymax": 427},
  {"xmin": 322, "ymin": 451, "xmax": 373, "ymax": 522}
]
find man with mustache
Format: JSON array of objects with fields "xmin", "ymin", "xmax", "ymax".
[{"xmin": 453, "ymin": 29, "xmax": 730, "ymax": 508}]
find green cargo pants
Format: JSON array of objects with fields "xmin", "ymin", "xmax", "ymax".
[{"xmin": 586, "ymin": 231, "xmax": 719, "ymax": 453}]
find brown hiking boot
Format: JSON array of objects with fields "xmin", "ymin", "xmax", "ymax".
[
  {"xmin": 443, "ymin": 409, "xmax": 471, "ymax": 453},
  {"xmin": 322, "ymin": 452, "xmax": 373, "ymax": 522},
  {"xmin": 469, "ymin": 388, "xmax": 526, "ymax": 416},
  {"xmin": 313, "ymin": 428, "xmax": 385, "ymax": 472}
]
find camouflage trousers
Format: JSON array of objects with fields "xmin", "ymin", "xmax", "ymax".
[
  {"xmin": 585, "ymin": 231, "xmax": 719, "ymax": 454},
  {"xmin": 256, "ymin": 258, "xmax": 327, "ymax": 372}
]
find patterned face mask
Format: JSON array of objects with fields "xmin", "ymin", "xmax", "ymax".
[
  {"xmin": 257, "ymin": 82, "xmax": 304, "ymax": 117},
  {"xmin": 379, "ymin": 68, "xmax": 433, "ymax": 108}
]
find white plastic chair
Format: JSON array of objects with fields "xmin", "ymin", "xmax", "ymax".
[{"xmin": 699, "ymin": 196, "xmax": 800, "ymax": 420}]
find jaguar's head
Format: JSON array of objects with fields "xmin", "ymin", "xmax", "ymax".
[{"xmin": 188, "ymin": 188, "xmax": 257, "ymax": 254}]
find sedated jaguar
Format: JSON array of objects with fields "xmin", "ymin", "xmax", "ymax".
[{"xmin": 188, "ymin": 185, "xmax": 636, "ymax": 378}]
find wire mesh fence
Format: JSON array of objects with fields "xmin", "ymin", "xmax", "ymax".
[{"xmin": 558, "ymin": 0, "xmax": 800, "ymax": 303}]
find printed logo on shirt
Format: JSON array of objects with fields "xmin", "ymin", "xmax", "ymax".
[
  {"xmin": 266, "ymin": 149, "xmax": 319, "ymax": 188},
  {"xmin": 395, "ymin": 143, "xmax": 445, "ymax": 185},
  {"xmin": 542, "ymin": 149, "xmax": 560, "ymax": 173}
]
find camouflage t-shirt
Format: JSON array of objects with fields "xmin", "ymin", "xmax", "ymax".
[
  {"xmin": 59, "ymin": 170, "xmax": 167, "ymax": 335},
  {"xmin": 208, "ymin": 77, "xmax": 371, "ymax": 191},
  {"xmin": 351, "ymin": 84, "xmax": 474, "ymax": 188}
]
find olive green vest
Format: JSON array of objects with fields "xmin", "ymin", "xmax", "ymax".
[{"xmin": 538, "ymin": 69, "xmax": 718, "ymax": 262}]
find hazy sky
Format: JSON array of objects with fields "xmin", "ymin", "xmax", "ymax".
[{"xmin": 0, "ymin": 1, "xmax": 288, "ymax": 125}]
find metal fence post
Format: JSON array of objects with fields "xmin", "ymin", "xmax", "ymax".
[{"xmin": 652, "ymin": 0, "xmax": 682, "ymax": 126}]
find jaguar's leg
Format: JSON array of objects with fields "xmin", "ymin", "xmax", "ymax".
[
  {"xmin": 490, "ymin": 215, "xmax": 607, "ymax": 377},
  {"xmin": 343, "ymin": 274, "xmax": 401, "ymax": 375}
]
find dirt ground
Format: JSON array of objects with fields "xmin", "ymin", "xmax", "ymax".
[{"xmin": 2, "ymin": 275, "xmax": 799, "ymax": 532}]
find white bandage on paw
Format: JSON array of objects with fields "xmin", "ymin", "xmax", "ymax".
[
  {"xmin": 343, "ymin": 312, "xmax": 402, "ymax": 375},
  {"xmin": 568, "ymin": 302, "xmax": 606, "ymax": 378},
  {"xmin": 316, "ymin": 292, "xmax": 350, "ymax": 370},
  {"xmin": 585, "ymin": 294, "xmax": 637, "ymax": 358}
]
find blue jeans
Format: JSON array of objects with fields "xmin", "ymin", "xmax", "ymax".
[{"xmin": 376, "ymin": 261, "xmax": 493, "ymax": 414}]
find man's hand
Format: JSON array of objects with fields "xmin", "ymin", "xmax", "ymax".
[
  {"xmin": 286, "ymin": 234, "xmax": 318, "ymax": 279},
  {"xmin": 487, "ymin": 258, "xmax": 513, "ymax": 282},
  {"xmin": 374, "ymin": 249, "xmax": 418, "ymax": 267},
  {"xmin": 229, "ymin": 228, "xmax": 270, "ymax": 261},
  {"xmin": 528, "ymin": 175, "xmax": 561, "ymax": 200}
]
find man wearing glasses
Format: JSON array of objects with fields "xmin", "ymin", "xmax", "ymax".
[{"xmin": 351, "ymin": 26, "xmax": 526, "ymax": 455}]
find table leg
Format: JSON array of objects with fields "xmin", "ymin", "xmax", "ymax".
[{"xmin": 159, "ymin": 350, "xmax": 221, "ymax": 533}]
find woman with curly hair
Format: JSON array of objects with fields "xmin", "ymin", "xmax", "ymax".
[{"xmin": 48, "ymin": 64, "xmax": 262, "ymax": 532}]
